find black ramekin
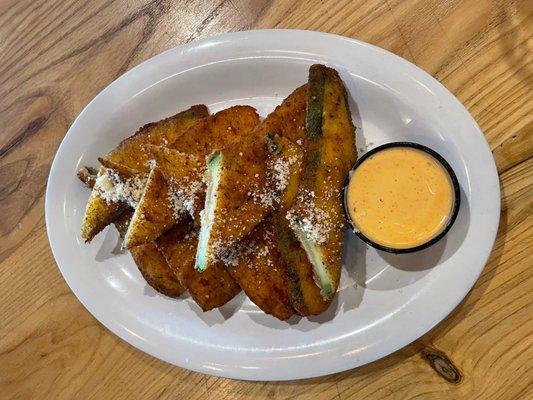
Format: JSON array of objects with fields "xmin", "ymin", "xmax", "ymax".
[{"xmin": 343, "ymin": 142, "xmax": 461, "ymax": 254}]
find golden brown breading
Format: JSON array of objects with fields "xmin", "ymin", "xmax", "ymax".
[
  {"xmin": 224, "ymin": 216, "xmax": 293, "ymax": 320},
  {"xmin": 157, "ymin": 221, "xmax": 240, "ymax": 311},
  {"xmin": 274, "ymin": 215, "xmax": 330, "ymax": 315},
  {"xmin": 114, "ymin": 211, "xmax": 185, "ymax": 298},
  {"xmin": 251, "ymin": 85, "xmax": 308, "ymax": 144},
  {"xmin": 123, "ymin": 166, "xmax": 175, "ymax": 249},
  {"xmin": 130, "ymin": 244, "xmax": 185, "ymax": 298},
  {"xmin": 105, "ymin": 105, "xmax": 209, "ymax": 172},
  {"xmin": 147, "ymin": 145, "xmax": 205, "ymax": 224},
  {"xmin": 195, "ymin": 88, "xmax": 308, "ymax": 272},
  {"xmin": 113, "ymin": 209, "xmax": 132, "ymax": 236},
  {"xmin": 98, "ymin": 157, "xmax": 140, "ymax": 181},
  {"xmin": 168, "ymin": 105, "xmax": 260, "ymax": 155},
  {"xmin": 197, "ymin": 134, "xmax": 304, "ymax": 271}
]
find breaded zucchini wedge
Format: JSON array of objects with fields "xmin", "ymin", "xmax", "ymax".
[
  {"xmin": 269, "ymin": 132, "xmax": 329, "ymax": 315},
  {"xmin": 157, "ymin": 221, "xmax": 240, "ymax": 311},
  {"xmin": 274, "ymin": 214, "xmax": 329, "ymax": 315},
  {"xmin": 252, "ymin": 85, "xmax": 308, "ymax": 144},
  {"xmin": 168, "ymin": 106, "xmax": 260, "ymax": 154},
  {"xmin": 195, "ymin": 134, "xmax": 300, "ymax": 272},
  {"xmin": 123, "ymin": 166, "xmax": 175, "ymax": 249},
  {"xmin": 158, "ymin": 105, "xmax": 259, "ymax": 224},
  {"xmin": 78, "ymin": 165, "xmax": 184, "ymax": 297},
  {"xmin": 80, "ymin": 166, "xmax": 128, "ymax": 242},
  {"xmin": 284, "ymin": 64, "xmax": 357, "ymax": 314},
  {"xmin": 105, "ymin": 105, "xmax": 208, "ymax": 172},
  {"xmin": 220, "ymin": 139, "xmax": 303, "ymax": 320},
  {"xmin": 80, "ymin": 106, "xmax": 206, "ymax": 241},
  {"xmin": 193, "ymin": 88, "xmax": 307, "ymax": 271},
  {"xmin": 114, "ymin": 211, "xmax": 185, "ymax": 298},
  {"xmin": 223, "ymin": 216, "xmax": 293, "ymax": 320}
]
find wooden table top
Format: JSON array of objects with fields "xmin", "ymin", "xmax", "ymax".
[{"xmin": 1, "ymin": 1, "xmax": 531, "ymax": 399}]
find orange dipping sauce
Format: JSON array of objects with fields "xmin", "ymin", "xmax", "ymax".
[{"xmin": 346, "ymin": 146, "xmax": 455, "ymax": 250}]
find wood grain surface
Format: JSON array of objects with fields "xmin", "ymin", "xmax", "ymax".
[{"xmin": 1, "ymin": 0, "xmax": 532, "ymax": 399}]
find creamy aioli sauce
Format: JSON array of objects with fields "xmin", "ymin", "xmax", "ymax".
[{"xmin": 346, "ymin": 147, "xmax": 454, "ymax": 249}]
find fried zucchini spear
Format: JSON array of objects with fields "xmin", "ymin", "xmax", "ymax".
[
  {"xmin": 82, "ymin": 161, "xmax": 147, "ymax": 246},
  {"xmin": 123, "ymin": 106, "xmax": 260, "ymax": 248},
  {"xmin": 168, "ymin": 105, "xmax": 260, "ymax": 154},
  {"xmin": 223, "ymin": 216, "xmax": 293, "ymax": 320},
  {"xmin": 194, "ymin": 86, "xmax": 308, "ymax": 272},
  {"xmin": 104, "ymin": 105, "xmax": 209, "ymax": 172},
  {"xmin": 163, "ymin": 105, "xmax": 259, "ymax": 225},
  {"xmin": 157, "ymin": 221, "xmax": 240, "ymax": 311},
  {"xmin": 269, "ymin": 117, "xmax": 330, "ymax": 315},
  {"xmin": 114, "ymin": 211, "xmax": 185, "ymax": 298},
  {"xmin": 251, "ymin": 85, "xmax": 308, "ymax": 144},
  {"xmin": 274, "ymin": 215, "xmax": 329, "ymax": 315},
  {"xmin": 282, "ymin": 64, "xmax": 357, "ymax": 315},
  {"xmin": 218, "ymin": 138, "xmax": 303, "ymax": 320},
  {"xmin": 123, "ymin": 166, "xmax": 175, "ymax": 249},
  {"xmin": 80, "ymin": 166, "xmax": 128, "ymax": 242},
  {"xmin": 196, "ymin": 134, "xmax": 301, "ymax": 272}
]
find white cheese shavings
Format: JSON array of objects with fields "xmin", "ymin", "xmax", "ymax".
[
  {"xmin": 286, "ymin": 191, "xmax": 335, "ymax": 245},
  {"xmin": 167, "ymin": 187, "xmax": 186, "ymax": 220},
  {"xmin": 96, "ymin": 169, "xmax": 147, "ymax": 209},
  {"xmin": 147, "ymin": 159, "xmax": 157, "ymax": 169},
  {"xmin": 247, "ymin": 153, "xmax": 299, "ymax": 209},
  {"xmin": 180, "ymin": 178, "xmax": 204, "ymax": 216}
]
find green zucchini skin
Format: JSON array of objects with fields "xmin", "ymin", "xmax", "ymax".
[{"xmin": 306, "ymin": 64, "xmax": 325, "ymax": 139}]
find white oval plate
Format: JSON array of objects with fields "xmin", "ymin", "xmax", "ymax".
[{"xmin": 46, "ymin": 30, "xmax": 500, "ymax": 381}]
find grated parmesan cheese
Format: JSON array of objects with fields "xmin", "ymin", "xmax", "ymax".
[
  {"xmin": 167, "ymin": 187, "xmax": 186, "ymax": 220},
  {"xmin": 247, "ymin": 153, "xmax": 299, "ymax": 209},
  {"xmin": 96, "ymin": 169, "xmax": 147, "ymax": 208},
  {"xmin": 286, "ymin": 191, "xmax": 335, "ymax": 245},
  {"xmin": 169, "ymin": 175, "xmax": 204, "ymax": 217}
]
